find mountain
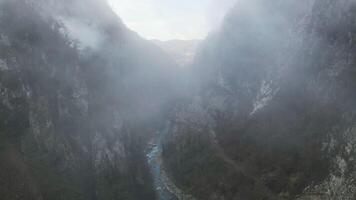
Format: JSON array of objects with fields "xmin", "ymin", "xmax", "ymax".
[
  {"xmin": 152, "ymin": 39, "xmax": 201, "ymax": 67},
  {"xmin": 0, "ymin": 0, "xmax": 180, "ymax": 199},
  {"xmin": 1, "ymin": 0, "xmax": 356, "ymax": 200},
  {"xmin": 162, "ymin": 0, "xmax": 356, "ymax": 199}
]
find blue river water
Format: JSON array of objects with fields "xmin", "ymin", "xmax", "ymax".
[{"xmin": 146, "ymin": 124, "xmax": 178, "ymax": 200}]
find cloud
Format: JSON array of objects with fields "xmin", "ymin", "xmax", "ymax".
[{"xmin": 60, "ymin": 17, "xmax": 104, "ymax": 50}]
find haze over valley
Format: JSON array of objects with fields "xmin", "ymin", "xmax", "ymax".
[{"xmin": 0, "ymin": 0, "xmax": 356, "ymax": 200}]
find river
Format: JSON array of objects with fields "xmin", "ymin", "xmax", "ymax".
[{"xmin": 146, "ymin": 124, "xmax": 178, "ymax": 200}]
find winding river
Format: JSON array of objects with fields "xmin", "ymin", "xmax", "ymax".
[{"xmin": 147, "ymin": 124, "xmax": 178, "ymax": 200}]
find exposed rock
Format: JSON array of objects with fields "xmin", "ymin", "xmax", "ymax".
[{"xmin": 163, "ymin": 0, "xmax": 356, "ymax": 199}]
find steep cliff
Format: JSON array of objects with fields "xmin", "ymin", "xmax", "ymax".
[
  {"xmin": 0, "ymin": 0, "xmax": 178, "ymax": 199},
  {"xmin": 163, "ymin": 0, "xmax": 356, "ymax": 199},
  {"xmin": 2, "ymin": 0, "xmax": 356, "ymax": 199}
]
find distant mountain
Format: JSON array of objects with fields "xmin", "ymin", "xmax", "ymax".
[{"xmin": 152, "ymin": 39, "xmax": 201, "ymax": 67}]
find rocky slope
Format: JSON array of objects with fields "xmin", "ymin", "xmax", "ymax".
[
  {"xmin": 2, "ymin": 0, "xmax": 356, "ymax": 199},
  {"xmin": 0, "ymin": 0, "xmax": 180, "ymax": 199},
  {"xmin": 163, "ymin": 0, "xmax": 356, "ymax": 199}
]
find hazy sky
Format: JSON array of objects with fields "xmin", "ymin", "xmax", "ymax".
[{"xmin": 108, "ymin": 0, "xmax": 236, "ymax": 41}]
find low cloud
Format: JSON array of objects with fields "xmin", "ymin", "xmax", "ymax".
[{"xmin": 60, "ymin": 17, "xmax": 104, "ymax": 50}]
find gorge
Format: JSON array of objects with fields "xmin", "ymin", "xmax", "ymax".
[{"xmin": 0, "ymin": 0, "xmax": 356, "ymax": 200}]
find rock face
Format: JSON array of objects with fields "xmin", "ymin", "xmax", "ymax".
[
  {"xmin": 163, "ymin": 0, "xmax": 356, "ymax": 199},
  {"xmin": 0, "ymin": 0, "xmax": 179, "ymax": 199},
  {"xmin": 2, "ymin": 0, "xmax": 356, "ymax": 199}
]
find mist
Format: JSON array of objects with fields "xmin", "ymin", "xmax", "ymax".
[
  {"xmin": 0, "ymin": 0, "xmax": 356, "ymax": 200},
  {"xmin": 207, "ymin": 0, "xmax": 236, "ymax": 30},
  {"xmin": 59, "ymin": 17, "xmax": 105, "ymax": 50}
]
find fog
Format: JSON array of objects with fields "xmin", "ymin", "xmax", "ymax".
[
  {"xmin": 60, "ymin": 17, "xmax": 105, "ymax": 50},
  {"xmin": 0, "ymin": 0, "xmax": 356, "ymax": 199},
  {"xmin": 207, "ymin": 0, "xmax": 236, "ymax": 30}
]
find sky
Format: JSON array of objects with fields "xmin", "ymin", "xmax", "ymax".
[{"xmin": 107, "ymin": 0, "xmax": 236, "ymax": 41}]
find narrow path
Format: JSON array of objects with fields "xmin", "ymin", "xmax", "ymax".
[
  {"xmin": 209, "ymin": 129, "xmax": 280, "ymax": 200},
  {"xmin": 161, "ymin": 170, "xmax": 196, "ymax": 200},
  {"xmin": 209, "ymin": 130, "xmax": 245, "ymax": 172}
]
